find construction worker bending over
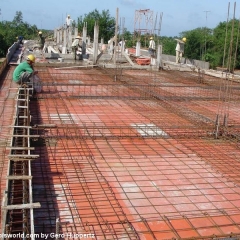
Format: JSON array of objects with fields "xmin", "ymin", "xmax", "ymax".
[
  {"xmin": 13, "ymin": 54, "xmax": 38, "ymax": 85},
  {"xmin": 175, "ymin": 37, "xmax": 186, "ymax": 63},
  {"xmin": 72, "ymin": 35, "xmax": 82, "ymax": 60}
]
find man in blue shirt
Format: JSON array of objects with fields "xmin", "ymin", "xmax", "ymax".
[{"xmin": 18, "ymin": 36, "xmax": 24, "ymax": 44}]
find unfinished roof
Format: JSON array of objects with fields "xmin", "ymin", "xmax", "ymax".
[{"xmin": 1, "ymin": 40, "xmax": 240, "ymax": 239}]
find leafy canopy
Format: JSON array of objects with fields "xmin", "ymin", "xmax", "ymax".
[
  {"xmin": 77, "ymin": 9, "xmax": 115, "ymax": 43},
  {"xmin": 1, "ymin": 10, "xmax": 240, "ymax": 70}
]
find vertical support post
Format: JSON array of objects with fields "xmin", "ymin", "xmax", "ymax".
[
  {"xmin": 109, "ymin": 41, "xmax": 114, "ymax": 55},
  {"xmin": 82, "ymin": 22, "xmax": 87, "ymax": 55},
  {"xmin": 157, "ymin": 44, "xmax": 162, "ymax": 69},
  {"xmin": 55, "ymin": 218, "xmax": 60, "ymax": 240},
  {"xmin": 62, "ymin": 28, "xmax": 67, "ymax": 54},
  {"xmin": 59, "ymin": 28, "xmax": 63, "ymax": 45},
  {"xmin": 54, "ymin": 29, "xmax": 57, "ymax": 42},
  {"xmin": 215, "ymin": 114, "xmax": 220, "ymax": 139},
  {"xmin": 114, "ymin": 8, "xmax": 119, "ymax": 65},
  {"xmin": 56, "ymin": 29, "xmax": 59, "ymax": 44},
  {"xmin": 74, "ymin": 27, "xmax": 78, "ymax": 38},
  {"xmin": 136, "ymin": 41, "xmax": 141, "ymax": 57},
  {"xmin": 93, "ymin": 22, "xmax": 99, "ymax": 64},
  {"xmin": 68, "ymin": 26, "xmax": 72, "ymax": 49}
]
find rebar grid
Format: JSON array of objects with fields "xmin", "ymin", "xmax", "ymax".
[
  {"xmin": 90, "ymin": 137, "xmax": 240, "ymax": 239},
  {"xmin": 30, "ymin": 87, "xmax": 140, "ymax": 239},
  {"xmin": 25, "ymin": 66, "xmax": 240, "ymax": 239}
]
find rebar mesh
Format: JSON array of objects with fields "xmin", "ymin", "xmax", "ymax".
[{"xmin": 1, "ymin": 65, "xmax": 240, "ymax": 239}]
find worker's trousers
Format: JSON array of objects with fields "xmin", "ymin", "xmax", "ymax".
[
  {"xmin": 16, "ymin": 72, "xmax": 32, "ymax": 85},
  {"xmin": 176, "ymin": 51, "xmax": 183, "ymax": 63}
]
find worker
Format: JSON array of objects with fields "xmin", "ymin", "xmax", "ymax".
[
  {"xmin": 175, "ymin": 37, "xmax": 186, "ymax": 63},
  {"xmin": 148, "ymin": 37, "xmax": 156, "ymax": 57},
  {"xmin": 71, "ymin": 35, "xmax": 82, "ymax": 60},
  {"xmin": 66, "ymin": 14, "xmax": 73, "ymax": 28},
  {"xmin": 13, "ymin": 54, "xmax": 38, "ymax": 85},
  {"xmin": 38, "ymin": 31, "xmax": 46, "ymax": 51},
  {"xmin": 16, "ymin": 36, "xmax": 24, "ymax": 44}
]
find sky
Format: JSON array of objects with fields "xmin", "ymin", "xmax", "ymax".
[{"xmin": 0, "ymin": 0, "xmax": 239, "ymax": 37}]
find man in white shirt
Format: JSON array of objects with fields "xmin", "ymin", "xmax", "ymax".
[
  {"xmin": 148, "ymin": 37, "xmax": 156, "ymax": 57},
  {"xmin": 175, "ymin": 38, "xmax": 186, "ymax": 63},
  {"xmin": 66, "ymin": 15, "xmax": 73, "ymax": 28}
]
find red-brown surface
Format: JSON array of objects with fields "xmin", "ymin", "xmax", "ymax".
[{"xmin": 1, "ymin": 66, "xmax": 240, "ymax": 239}]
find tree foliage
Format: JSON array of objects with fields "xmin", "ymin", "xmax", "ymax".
[
  {"xmin": 150, "ymin": 19, "xmax": 240, "ymax": 70},
  {"xmin": 176, "ymin": 19, "xmax": 240, "ymax": 69},
  {"xmin": 0, "ymin": 11, "xmax": 39, "ymax": 56},
  {"xmin": 77, "ymin": 9, "xmax": 115, "ymax": 43},
  {"xmin": 1, "ymin": 10, "xmax": 240, "ymax": 70}
]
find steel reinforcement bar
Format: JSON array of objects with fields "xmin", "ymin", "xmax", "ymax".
[{"xmin": 1, "ymin": 86, "xmax": 40, "ymax": 240}]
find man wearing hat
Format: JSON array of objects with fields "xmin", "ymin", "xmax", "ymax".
[
  {"xmin": 71, "ymin": 35, "xmax": 82, "ymax": 60},
  {"xmin": 175, "ymin": 37, "xmax": 186, "ymax": 63},
  {"xmin": 148, "ymin": 36, "xmax": 156, "ymax": 57},
  {"xmin": 66, "ymin": 14, "xmax": 73, "ymax": 28},
  {"xmin": 13, "ymin": 54, "xmax": 38, "ymax": 85},
  {"xmin": 38, "ymin": 31, "xmax": 46, "ymax": 51}
]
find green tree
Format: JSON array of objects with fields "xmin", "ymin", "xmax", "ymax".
[
  {"xmin": 160, "ymin": 36, "xmax": 176, "ymax": 55},
  {"xmin": 180, "ymin": 27, "xmax": 208, "ymax": 61},
  {"xmin": 0, "ymin": 11, "xmax": 41, "ymax": 57},
  {"xmin": 12, "ymin": 11, "xmax": 23, "ymax": 26},
  {"xmin": 77, "ymin": 9, "xmax": 115, "ymax": 42},
  {"xmin": 212, "ymin": 19, "xmax": 240, "ymax": 70},
  {"xmin": 121, "ymin": 30, "xmax": 133, "ymax": 48}
]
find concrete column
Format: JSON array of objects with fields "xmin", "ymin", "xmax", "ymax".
[
  {"xmin": 157, "ymin": 45, "xmax": 162, "ymax": 68},
  {"xmin": 100, "ymin": 38, "xmax": 104, "ymax": 55},
  {"xmin": 150, "ymin": 57, "xmax": 156, "ymax": 66},
  {"xmin": 108, "ymin": 42, "xmax": 113, "ymax": 55},
  {"xmin": 54, "ymin": 29, "xmax": 57, "ymax": 42},
  {"xmin": 68, "ymin": 26, "xmax": 72, "ymax": 48},
  {"xmin": 93, "ymin": 23, "xmax": 99, "ymax": 64},
  {"xmin": 87, "ymin": 36, "xmax": 90, "ymax": 46},
  {"xmin": 59, "ymin": 28, "xmax": 63, "ymax": 45},
  {"xmin": 63, "ymin": 28, "xmax": 67, "ymax": 47},
  {"xmin": 63, "ymin": 28, "xmax": 67, "ymax": 54},
  {"xmin": 74, "ymin": 27, "xmax": 78, "ymax": 37},
  {"xmin": 113, "ymin": 8, "xmax": 119, "ymax": 65},
  {"xmin": 56, "ymin": 29, "xmax": 60, "ymax": 44},
  {"xmin": 82, "ymin": 23, "xmax": 87, "ymax": 55},
  {"xmin": 136, "ymin": 41, "xmax": 141, "ymax": 57}
]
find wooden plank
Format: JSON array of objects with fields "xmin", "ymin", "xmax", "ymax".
[
  {"xmin": 2, "ymin": 202, "xmax": 41, "ymax": 210},
  {"xmin": 10, "ymin": 135, "xmax": 40, "ymax": 138},
  {"xmin": 7, "ymin": 175, "xmax": 32, "ymax": 180},
  {"xmin": 8, "ymin": 126, "xmax": 32, "ymax": 128},
  {"xmin": 7, "ymin": 147, "xmax": 35, "ymax": 150},
  {"xmin": 17, "ymin": 106, "xmax": 28, "ymax": 108},
  {"xmin": 8, "ymin": 154, "xmax": 39, "ymax": 158},
  {"xmin": 9, "ymin": 158, "xmax": 36, "ymax": 161}
]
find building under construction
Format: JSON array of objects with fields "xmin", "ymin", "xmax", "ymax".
[{"xmin": 0, "ymin": 13, "xmax": 240, "ymax": 240}]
